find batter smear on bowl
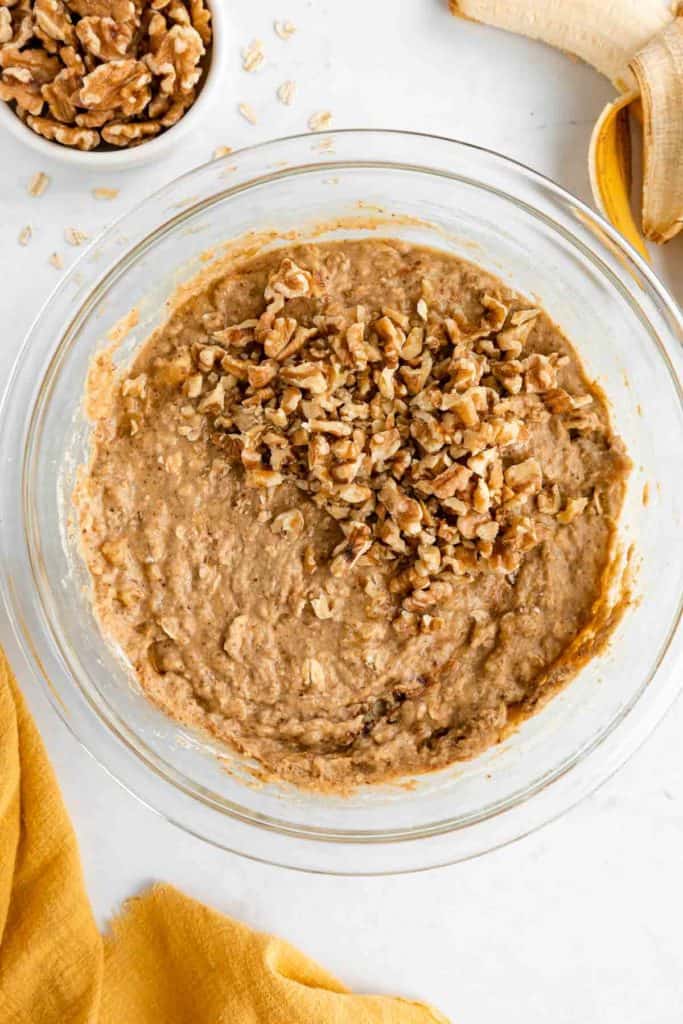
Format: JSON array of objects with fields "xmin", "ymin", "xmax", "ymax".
[{"xmin": 74, "ymin": 239, "xmax": 631, "ymax": 790}]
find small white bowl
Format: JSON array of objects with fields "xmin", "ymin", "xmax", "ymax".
[{"xmin": 0, "ymin": 0, "xmax": 226, "ymax": 170}]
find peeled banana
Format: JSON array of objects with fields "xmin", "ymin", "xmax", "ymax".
[
  {"xmin": 631, "ymin": 19, "xmax": 683, "ymax": 242},
  {"xmin": 449, "ymin": 0, "xmax": 683, "ymax": 251}
]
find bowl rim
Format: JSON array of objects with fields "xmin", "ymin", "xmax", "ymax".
[
  {"xmin": 1, "ymin": 128, "xmax": 682, "ymax": 873},
  {"xmin": 0, "ymin": 0, "xmax": 227, "ymax": 169}
]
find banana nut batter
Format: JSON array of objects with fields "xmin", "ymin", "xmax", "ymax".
[{"xmin": 74, "ymin": 239, "xmax": 630, "ymax": 790}]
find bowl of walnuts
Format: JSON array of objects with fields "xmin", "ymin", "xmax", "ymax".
[{"xmin": 0, "ymin": 0, "xmax": 225, "ymax": 166}]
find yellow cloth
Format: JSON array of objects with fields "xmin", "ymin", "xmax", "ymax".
[{"xmin": 0, "ymin": 648, "xmax": 449, "ymax": 1024}]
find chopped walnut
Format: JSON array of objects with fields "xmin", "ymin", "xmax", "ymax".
[
  {"xmin": 167, "ymin": 255, "xmax": 605, "ymax": 598},
  {"xmin": 271, "ymin": 508, "xmax": 304, "ymax": 538},
  {"xmin": 537, "ymin": 483, "xmax": 561, "ymax": 515},
  {"xmin": 556, "ymin": 496, "xmax": 589, "ymax": 525},
  {"xmin": 504, "ymin": 458, "xmax": 542, "ymax": 498}
]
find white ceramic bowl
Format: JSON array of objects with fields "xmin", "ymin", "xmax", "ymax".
[{"xmin": 0, "ymin": 0, "xmax": 227, "ymax": 169}]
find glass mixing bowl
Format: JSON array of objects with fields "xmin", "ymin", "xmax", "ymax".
[{"xmin": 1, "ymin": 131, "xmax": 682, "ymax": 874}]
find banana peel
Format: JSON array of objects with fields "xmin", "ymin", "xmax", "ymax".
[
  {"xmin": 449, "ymin": 1, "xmax": 683, "ymax": 254},
  {"xmin": 449, "ymin": 0, "xmax": 676, "ymax": 89},
  {"xmin": 588, "ymin": 90, "xmax": 649, "ymax": 259}
]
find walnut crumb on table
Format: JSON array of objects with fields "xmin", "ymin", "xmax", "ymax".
[
  {"xmin": 49, "ymin": 252, "xmax": 63, "ymax": 269},
  {"xmin": 213, "ymin": 145, "xmax": 233, "ymax": 159}
]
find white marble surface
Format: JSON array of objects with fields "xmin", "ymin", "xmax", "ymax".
[{"xmin": 1, "ymin": 2, "xmax": 682, "ymax": 1021}]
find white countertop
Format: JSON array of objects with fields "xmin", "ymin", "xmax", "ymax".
[{"xmin": 1, "ymin": 2, "xmax": 682, "ymax": 1021}]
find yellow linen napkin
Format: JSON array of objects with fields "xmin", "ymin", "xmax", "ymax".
[{"xmin": 0, "ymin": 648, "xmax": 449, "ymax": 1024}]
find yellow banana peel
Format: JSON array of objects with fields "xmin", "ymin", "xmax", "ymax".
[
  {"xmin": 449, "ymin": 1, "xmax": 683, "ymax": 257},
  {"xmin": 588, "ymin": 91, "xmax": 649, "ymax": 260}
]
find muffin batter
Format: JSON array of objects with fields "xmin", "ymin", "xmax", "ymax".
[{"xmin": 74, "ymin": 239, "xmax": 630, "ymax": 790}]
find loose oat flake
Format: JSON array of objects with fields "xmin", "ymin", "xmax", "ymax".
[
  {"xmin": 242, "ymin": 39, "xmax": 264, "ymax": 72},
  {"xmin": 18, "ymin": 225, "xmax": 32, "ymax": 246},
  {"xmin": 65, "ymin": 227, "xmax": 89, "ymax": 246},
  {"xmin": 238, "ymin": 102, "xmax": 257, "ymax": 125},
  {"xmin": 28, "ymin": 172, "xmax": 49, "ymax": 197},
  {"xmin": 213, "ymin": 145, "xmax": 233, "ymax": 159},
  {"xmin": 308, "ymin": 110, "xmax": 333, "ymax": 132},
  {"xmin": 274, "ymin": 19, "xmax": 296, "ymax": 40},
  {"xmin": 277, "ymin": 80, "xmax": 296, "ymax": 106},
  {"xmin": 92, "ymin": 188, "xmax": 119, "ymax": 200}
]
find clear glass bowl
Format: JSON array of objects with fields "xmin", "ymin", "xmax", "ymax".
[{"xmin": 1, "ymin": 130, "xmax": 682, "ymax": 874}]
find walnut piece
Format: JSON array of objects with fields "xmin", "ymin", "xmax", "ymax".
[
  {"xmin": 76, "ymin": 16, "xmax": 134, "ymax": 59},
  {"xmin": 101, "ymin": 118, "xmax": 160, "ymax": 145},
  {"xmin": 27, "ymin": 113, "xmax": 99, "ymax": 148},
  {"xmin": 42, "ymin": 67, "xmax": 81, "ymax": 121},
  {"xmin": 0, "ymin": 77, "xmax": 44, "ymax": 114},
  {"xmin": 0, "ymin": 9, "xmax": 12, "ymax": 44},
  {"xmin": 79, "ymin": 59, "xmax": 151, "ymax": 114},
  {"xmin": 142, "ymin": 254, "xmax": 599, "ymax": 621},
  {"xmin": 34, "ymin": 0, "xmax": 75, "ymax": 45},
  {"xmin": 188, "ymin": 0, "xmax": 211, "ymax": 44},
  {"xmin": 143, "ymin": 23, "xmax": 203, "ymax": 95},
  {"xmin": 68, "ymin": 0, "xmax": 135, "ymax": 18}
]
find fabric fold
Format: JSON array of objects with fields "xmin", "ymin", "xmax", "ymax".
[{"xmin": 0, "ymin": 648, "xmax": 448, "ymax": 1024}]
